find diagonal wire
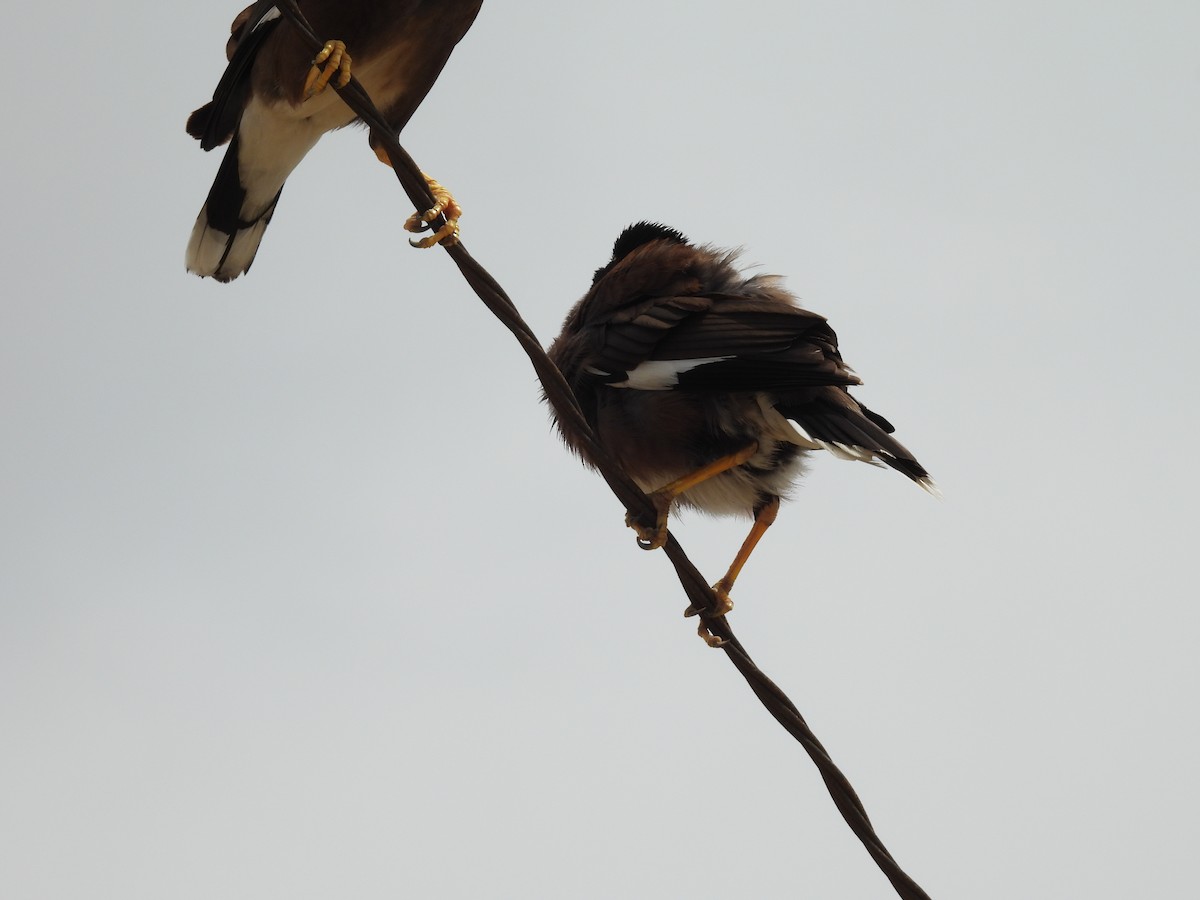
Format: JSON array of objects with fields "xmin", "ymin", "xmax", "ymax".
[{"xmin": 273, "ymin": 4, "xmax": 934, "ymax": 897}]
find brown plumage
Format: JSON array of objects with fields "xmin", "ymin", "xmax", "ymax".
[
  {"xmin": 548, "ymin": 223, "xmax": 936, "ymax": 635},
  {"xmin": 186, "ymin": 1, "xmax": 483, "ymax": 281}
]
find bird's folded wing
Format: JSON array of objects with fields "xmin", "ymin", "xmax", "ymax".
[
  {"xmin": 187, "ymin": 1, "xmax": 283, "ymax": 151},
  {"xmin": 590, "ymin": 294, "xmax": 861, "ymax": 391}
]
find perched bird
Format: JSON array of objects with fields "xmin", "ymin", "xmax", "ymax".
[
  {"xmin": 186, "ymin": 0, "xmax": 483, "ymax": 281},
  {"xmin": 548, "ymin": 223, "xmax": 937, "ymax": 642}
]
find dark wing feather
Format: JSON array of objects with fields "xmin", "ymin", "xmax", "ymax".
[
  {"xmin": 594, "ymin": 289, "xmax": 932, "ymax": 482},
  {"xmin": 656, "ymin": 309, "xmax": 820, "ymax": 358},
  {"xmin": 586, "ymin": 295, "xmax": 713, "ymax": 375},
  {"xmin": 186, "ymin": 1, "xmax": 282, "ymax": 150},
  {"xmin": 780, "ymin": 393, "xmax": 931, "ymax": 482},
  {"xmin": 589, "ymin": 293, "xmax": 861, "ymax": 391}
]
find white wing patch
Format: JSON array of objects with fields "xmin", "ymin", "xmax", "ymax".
[
  {"xmin": 255, "ymin": 7, "xmax": 282, "ymax": 30},
  {"xmin": 609, "ymin": 357, "xmax": 733, "ymax": 390}
]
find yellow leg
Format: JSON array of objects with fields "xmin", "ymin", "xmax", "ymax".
[
  {"xmin": 626, "ymin": 443, "xmax": 759, "ymax": 551},
  {"xmin": 712, "ymin": 496, "xmax": 780, "ymax": 604},
  {"xmin": 684, "ymin": 495, "xmax": 780, "ymax": 648},
  {"xmin": 304, "ymin": 40, "xmax": 352, "ymax": 98}
]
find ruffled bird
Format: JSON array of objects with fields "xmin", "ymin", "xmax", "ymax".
[{"xmin": 548, "ymin": 223, "xmax": 937, "ymax": 643}]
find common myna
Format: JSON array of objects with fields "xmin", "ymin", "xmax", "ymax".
[
  {"xmin": 186, "ymin": 0, "xmax": 483, "ymax": 281},
  {"xmin": 548, "ymin": 223, "xmax": 937, "ymax": 641}
]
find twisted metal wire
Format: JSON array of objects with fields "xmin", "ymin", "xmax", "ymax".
[{"xmin": 272, "ymin": 5, "xmax": 935, "ymax": 896}]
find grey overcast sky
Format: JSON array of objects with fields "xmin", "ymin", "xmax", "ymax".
[{"xmin": 3, "ymin": 2, "xmax": 1199, "ymax": 897}]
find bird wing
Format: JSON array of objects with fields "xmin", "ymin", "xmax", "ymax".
[
  {"xmin": 186, "ymin": 2, "xmax": 283, "ymax": 151},
  {"xmin": 656, "ymin": 297, "xmax": 934, "ymax": 485},
  {"xmin": 586, "ymin": 293, "xmax": 861, "ymax": 392}
]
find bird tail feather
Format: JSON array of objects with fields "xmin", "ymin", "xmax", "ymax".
[
  {"xmin": 781, "ymin": 400, "xmax": 939, "ymax": 495},
  {"xmin": 186, "ymin": 133, "xmax": 282, "ymax": 282}
]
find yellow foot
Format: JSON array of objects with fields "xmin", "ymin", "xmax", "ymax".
[
  {"xmin": 403, "ymin": 173, "xmax": 462, "ymax": 248},
  {"xmin": 304, "ymin": 40, "xmax": 352, "ymax": 98}
]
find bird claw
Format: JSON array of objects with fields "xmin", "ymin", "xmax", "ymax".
[
  {"xmin": 683, "ymin": 588, "xmax": 734, "ymax": 619},
  {"xmin": 304, "ymin": 40, "xmax": 353, "ymax": 98},
  {"xmin": 404, "ymin": 175, "xmax": 462, "ymax": 248},
  {"xmin": 684, "ymin": 586, "xmax": 733, "ymax": 647},
  {"xmin": 370, "ymin": 149, "xmax": 463, "ymax": 249},
  {"xmin": 627, "ymin": 513, "xmax": 666, "ymax": 550},
  {"xmin": 626, "ymin": 491, "xmax": 672, "ymax": 550}
]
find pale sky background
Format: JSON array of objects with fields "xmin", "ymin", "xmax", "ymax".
[{"xmin": 3, "ymin": 2, "xmax": 1199, "ymax": 898}]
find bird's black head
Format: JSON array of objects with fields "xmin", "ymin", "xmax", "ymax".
[{"xmin": 591, "ymin": 222, "xmax": 689, "ymax": 285}]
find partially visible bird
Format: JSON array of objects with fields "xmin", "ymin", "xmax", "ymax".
[
  {"xmin": 186, "ymin": 0, "xmax": 483, "ymax": 282},
  {"xmin": 548, "ymin": 223, "xmax": 937, "ymax": 643}
]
